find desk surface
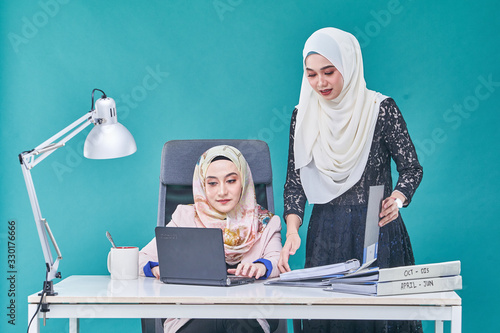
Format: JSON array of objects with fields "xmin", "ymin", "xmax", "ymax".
[{"xmin": 28, "ymin": 275, "xmax": 461, "ymax": 306}]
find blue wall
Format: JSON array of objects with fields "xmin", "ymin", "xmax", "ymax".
[{"xmin": 1, "ymin": 1, "xmax": 499, "ymax": 332}]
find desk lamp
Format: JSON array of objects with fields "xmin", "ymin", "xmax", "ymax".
[{"xmin": 19, "ymin": 89, "xmax": 137, "ymax": 298}]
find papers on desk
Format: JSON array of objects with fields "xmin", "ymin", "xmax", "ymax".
[
  {"xmin": 279, "ymin": 259, "xmax": 360, "ymax": 281},
  {"xmin": 267, "ymin": 260, "xmax": 462, "ymax": 296},
  {"xmin": 266, "ymin": 185, "xmax": 382, "ymax": 289},
  {"xmin": 268, "ymin": 183, "xmax": 463, "ymax": 296},
  {"xmin": 265, "ymin": 259, "xmax": 360, "ymax": 287}
]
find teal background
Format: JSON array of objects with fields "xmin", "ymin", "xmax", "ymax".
[{"xmin": 1, "ymin": 0, "xmax": 499, "ymax": 332}]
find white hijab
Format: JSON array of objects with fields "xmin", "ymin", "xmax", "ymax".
[{"xmin": 294, "ymin": 27, "xmax": 385, "ymax": 204}]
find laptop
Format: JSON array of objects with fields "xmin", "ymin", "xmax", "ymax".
[{"xmin": 155, "ymin": 226, "xmax": 255, "ymax": 287}]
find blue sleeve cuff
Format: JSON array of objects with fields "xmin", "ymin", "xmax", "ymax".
[
  {"xmin": 253, "ymin": 258, "xmax": 272, "ymax": 280},
  {"xmin": 143, "ymin": 261, "xmax": 159, "ymax": 278}
]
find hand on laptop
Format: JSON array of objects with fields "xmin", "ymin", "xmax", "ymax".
[
  {"xmin": 227, "ymin": 262, "xmax": 266, "ymax": 279},
  {"xmin": 152, "ymin": 266, "xmax": 160, "ymax": 279}
]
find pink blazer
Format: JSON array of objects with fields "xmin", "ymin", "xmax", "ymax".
[
  {"xmin": 138, "ymin": 205, "xmax": 282, "ymax": 333},
  {"xmin": 139, "ymin": 204, "xmax": 282, "ymax": 278}
]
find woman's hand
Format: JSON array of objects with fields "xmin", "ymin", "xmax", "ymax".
[
  {"xmin": 278, "ymin": 233, "xmax": 301, "ymax": 273},
  {"xmin": 379, "ymin": 192, "xmax": 406, "ymax": 227},
  {"xmin": 151, "ymin": 266, "xmax": 160, "ymax": 279},
  {"xmin": 228, "ymin": 262, "xmax": 267, "ymax": 279},
  {"xmin": 278, "ymin": 214, "xmax": 302, "ymax": 273}
]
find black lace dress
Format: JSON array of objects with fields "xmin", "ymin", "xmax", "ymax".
[{"xmin": 284, "ymin": 98, "xmax": 424, "ymax": 333}]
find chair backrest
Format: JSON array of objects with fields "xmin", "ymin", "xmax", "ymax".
[
  {"xmin": 142, "ymin": 139, "xmax": 283, "ymax": 333},
  {"xmin": 157, "ymin": 139, "xmax": 274, "ymax": 226}
]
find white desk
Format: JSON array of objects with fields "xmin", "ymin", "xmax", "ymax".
[{"xmin": 28, "ymin": 275, "xmax": 461, "ymax": 333}]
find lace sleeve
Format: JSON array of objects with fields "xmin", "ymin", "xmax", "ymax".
[
  {"xmin": 380, "ymin": 99, "xmax": 423, "ymax": 205},
  {"xmin": 283, "ymin": 109, "xmax": 307, "ymax": 221}
]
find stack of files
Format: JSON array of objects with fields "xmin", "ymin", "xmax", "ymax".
[
  {"xmin": 265, "ymin": 259, "xmax": 360, "ymax": 287},
  {"xmin": 325, "ymin": 260, "xmax": 462, "ymax": 296},
  {"xmin": 266, "ymin": 185, "xmax": 383, "ymax": 289}
]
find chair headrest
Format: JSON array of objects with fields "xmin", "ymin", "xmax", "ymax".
[{"xmin": 160, "ymin": 140, "xmax": 272, "ymax": 186}]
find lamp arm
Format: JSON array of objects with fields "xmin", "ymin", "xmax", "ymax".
[
  {"xmin": 20, "ymin": 164, "xmax": 60, "ymax": 283},
  {"xmin": 19, "ymin": 111, "xmax": 95, "ymax": 295},
  {"xmin": 21, "ymin": 112, "xmax": 94, "ymax": 169}
]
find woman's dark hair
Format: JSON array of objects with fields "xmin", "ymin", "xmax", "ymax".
[{"xmin": 211, "ymin": 155, "xmax": 231, "ymax": 162}]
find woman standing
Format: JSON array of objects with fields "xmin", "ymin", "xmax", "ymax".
[{"xmin": 278, "ymin": 28, "xmax": 423, "ymax": 332}]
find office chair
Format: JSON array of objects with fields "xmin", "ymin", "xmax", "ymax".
[{"xmin": 141, "ymin": 139, "xmax": 287, "ymax": 333}]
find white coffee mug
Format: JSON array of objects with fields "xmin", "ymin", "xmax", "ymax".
[{"xmin": 107, "ymin": 246, "xmax": 139, "ymax": 280}]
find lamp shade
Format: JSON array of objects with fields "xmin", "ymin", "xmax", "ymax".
[{"xmin": 83, "ymin": 97, "xmax": 137, "ymax": 159}]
